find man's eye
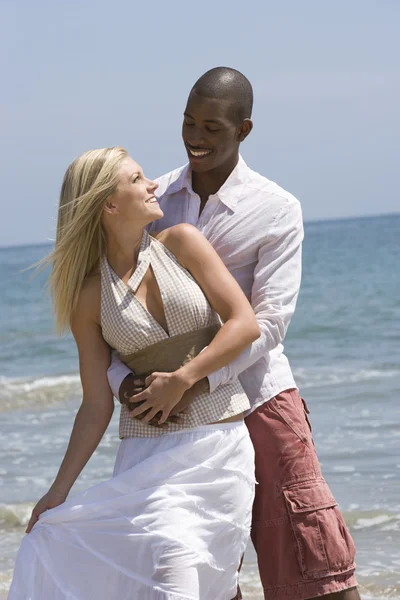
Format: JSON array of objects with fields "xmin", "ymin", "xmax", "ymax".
[
  {"xmin": 134, "ymin": 175, "xmax": 140, "ymax": 183},
  {"xmin": 206, "ymin": 127, "xmax": 220, "ymax": 133},
  {"xmin": 184, "ymin": 121, "xmax": 194, "ymax": 126}
]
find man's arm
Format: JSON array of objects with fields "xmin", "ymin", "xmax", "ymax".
[{"xmin": 208, "ymin": 196, "xmax": 304, "ymax": 392}]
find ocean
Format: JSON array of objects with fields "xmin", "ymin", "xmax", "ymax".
[{"xmin": 0, "ymin": 214, "xmax": 399, "ymax": 599}]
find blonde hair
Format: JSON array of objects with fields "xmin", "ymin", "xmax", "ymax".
[{"xmin": 42, "ymin": 146, "xmax": 128, "ymax": 334}]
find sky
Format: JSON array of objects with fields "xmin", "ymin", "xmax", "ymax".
[{"xmin": 1, "ymin": 0, "xmax": 399, "ymax": 247}]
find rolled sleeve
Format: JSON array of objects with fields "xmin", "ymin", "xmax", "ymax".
[{"xmin": 107, "ymin": 350, "xmax": 133, "ymax": 401}]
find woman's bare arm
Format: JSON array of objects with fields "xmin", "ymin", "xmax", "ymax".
[
  {"xmin": 26, "ymin": 276, "xmax": 114, "ymax": 532},
  {"xmin": 162, "ymin": 224, "xmax": 260, "ymax": 384}
]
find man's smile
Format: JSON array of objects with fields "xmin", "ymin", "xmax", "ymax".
[{"xmin": 185, "ymin": 143, "xmax": 214, "ymax": 159}]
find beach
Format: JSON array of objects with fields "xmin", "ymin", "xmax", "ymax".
[{"xmin": 1, "ymin": 214, "xmax": 399, "ymax": 598}]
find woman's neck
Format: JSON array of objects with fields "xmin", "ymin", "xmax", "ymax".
[{"xmin": 105, "ymin": 225, "xmax": 144, "ymax": 281}]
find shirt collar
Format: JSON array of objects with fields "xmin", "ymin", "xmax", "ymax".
[
  {"xmin": 166, "ymin": 155, "xmax": 249, "ymax": 212},
  {"xmin": 165, "ymin": 164, "xmax": 192, "ymax": 196}
]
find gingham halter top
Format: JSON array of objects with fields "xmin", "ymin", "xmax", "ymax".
[{"xmin": 100, "ymin": 230, "xmax": 249, "ymax": 438}]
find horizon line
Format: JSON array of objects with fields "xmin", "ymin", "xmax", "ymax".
[{"xmin": 1, "ymin": 210, "xmax": 399, "ymax": 251}]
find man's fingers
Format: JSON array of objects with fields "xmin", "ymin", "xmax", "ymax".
[
  {"xmin": 120, "ymin": 376, "xmax": 147, "ymax": 403},
  {"xmin": 165, "ymin": 415, "xmax": 185, "ymax": 424},
  {"xmin": 169, "ymin": 406, "xmax": 190, "ymax": 416},
  {"xmin": 129, "ymin": 400, "xmax": 153, "ymax": 419},
  {"xmin": 130, "ymin": 390, "xmax": 149, "ymax": 403},
  {"xmin": 122, "ymin": 385, "xmax": 145, "ymax": 401},
  {"xmin": 147, "ymin": 414, "xmax": 184, "ymax": 426},
  {"xmin": 141, "ymin": 407, "xmax": 162, "ymax": 423},
  {"xmin": 147, "ymin": 414, "xmax": 168, "ymax": 428},
  {"xmin": 158, "ymin": 409, "xmax": 172, "ymax": 425},
  {"xmin": 126, "ymin": 398, "xmax": 146, "ymax": 411},
  {"xmin": 131, "ymin": 407, "xmax": 152, "ymax": 421}
]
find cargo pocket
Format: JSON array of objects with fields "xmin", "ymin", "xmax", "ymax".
[
  {"xmin": 283, "ymin": 479, "xmax": 356, "ymax": 580},
  {"xmin": 272, "ymin": 390, "xmax": 313, "ymax": 445}
]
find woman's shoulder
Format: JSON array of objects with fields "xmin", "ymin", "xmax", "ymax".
[
  {"xmin": 152, "ymin": 224, "xmax": 202, "ymax": 254},
  {"xmin": 82, "ymin": 271, "xmax": 101, "ymax": 293},
  {"xmin": 152, "ymin": 224, "xmax": 204, "ymax": 269},
  {"xmin": 74, "ymin": 273, "xmax": 101, "ymax": 323}
]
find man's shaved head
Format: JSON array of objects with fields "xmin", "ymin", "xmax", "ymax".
[
  {"xmin": 182, "ymin": 67, "xmax": 254, "ymax": 175},
  {"xmin": 189, "ymin": 67, "xmax": 253, "ymax": 123}
]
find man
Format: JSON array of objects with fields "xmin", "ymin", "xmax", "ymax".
[{"xmin": 108, "ymin": 67, "xmax": 359, "ymax": 600}]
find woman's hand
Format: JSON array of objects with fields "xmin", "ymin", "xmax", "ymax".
[
  {"xmin": 25, "ymin": 488, "xmax": 68, "ymax": 534},
  {"xmin": 170, "ymin": 377, "xmax": 209, "ymax": 414},
  {"xmin": 129, "ymin": 371, "xmax": 191, "ymax": 424}
]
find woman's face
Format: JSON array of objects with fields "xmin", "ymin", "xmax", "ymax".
[{"xmin": 108, "ymin": 157, "xmax": 163, "ymax": 225}]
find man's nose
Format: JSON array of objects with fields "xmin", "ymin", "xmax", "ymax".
[{"xmin": 188, "ymin": 126, "xmax": 205, "ymax": 146}]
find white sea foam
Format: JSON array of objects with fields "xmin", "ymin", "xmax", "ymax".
[
  {"xmin": 332, "ymin": 465, "xmax": 356, "ymax": 473},
  {"xmin": 294, "ymin": 367, "xmax": 400, "ymax": 388},
  {"xmin": 0, "ymin": 571, "xmax": 15, "ymax": 596},
  {"xmin": 0, "ymin": 503, "xmax": 33, "ymax": 528},
  {"xmin": 1, "ymin": 365, "xmax": 398, "ymax": 413},
  {"xmin": 354, "ymin": 513, "xmax": 400, "ymax": 530},
  {"xmin": 0, "ymin": 374, "xmax": 81, "ymax": 411}
]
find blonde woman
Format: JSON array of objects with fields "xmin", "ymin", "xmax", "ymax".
[{"xmin": 9, "ymin": 147, "xmax": 259, "ymax": 600}]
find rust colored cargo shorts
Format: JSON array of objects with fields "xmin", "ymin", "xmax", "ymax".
[{"xmin": 244, "ymin": 388, "xmax": 357, "ymax": 600}]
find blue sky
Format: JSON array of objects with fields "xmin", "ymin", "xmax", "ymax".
[{"xmin": 1, "ymin": 0, "xmax": 399, "ymax": 246}]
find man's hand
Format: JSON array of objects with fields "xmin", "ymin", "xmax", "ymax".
[
  {"xmin": 119, "ymin": 373, "xmax": 147, "ymax": 404},
  {"xmin": 119, "ymin": 374, "xmax": 209, "ymax": 427},
  {"xmin": 129, "ymin": 371, "xmax": 191, "ymax": 424},
  {"xmin": 130, "ymin": 375, "xmax": 210, "ymax": 425},
  {"xmin": 119, "ymin": 373, "xmax": 188, "ymax": 427}
]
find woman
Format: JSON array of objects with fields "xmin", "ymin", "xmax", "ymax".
[{"xmin": 9, "ymin": 147, "xmax": 259, "ymax": 600}]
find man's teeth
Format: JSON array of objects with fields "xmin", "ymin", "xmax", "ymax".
[{"xmin": 189, "ymin": 148, "xmax": 212, "ymax": 157}]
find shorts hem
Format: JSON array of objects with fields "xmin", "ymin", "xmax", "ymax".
[{"xmin": 263, "ymin": 571, "xmax": 357, "ymax": 600}]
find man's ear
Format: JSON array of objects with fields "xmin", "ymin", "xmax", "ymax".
[{"xmin": 237, "ymin": 118, "xmax": 253, "ymax": 142}]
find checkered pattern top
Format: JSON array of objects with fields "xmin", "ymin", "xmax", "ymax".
[{"xmin": 100, "ymin": 230, "xmax": 250, "ymax": 438}]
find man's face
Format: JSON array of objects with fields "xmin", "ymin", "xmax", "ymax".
[{"xmin": 182, "ymin": 91, "xmax": 242, "ymax": 173}]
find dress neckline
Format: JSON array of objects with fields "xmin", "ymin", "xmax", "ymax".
[{"xmin": 105, "ymin": 231, "xmax": 170, "ymax": 337}]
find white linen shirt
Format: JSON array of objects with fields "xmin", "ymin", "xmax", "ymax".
[{"xmin": 107, "ymin": 155, "xmax": 303, "ymax": 414}]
